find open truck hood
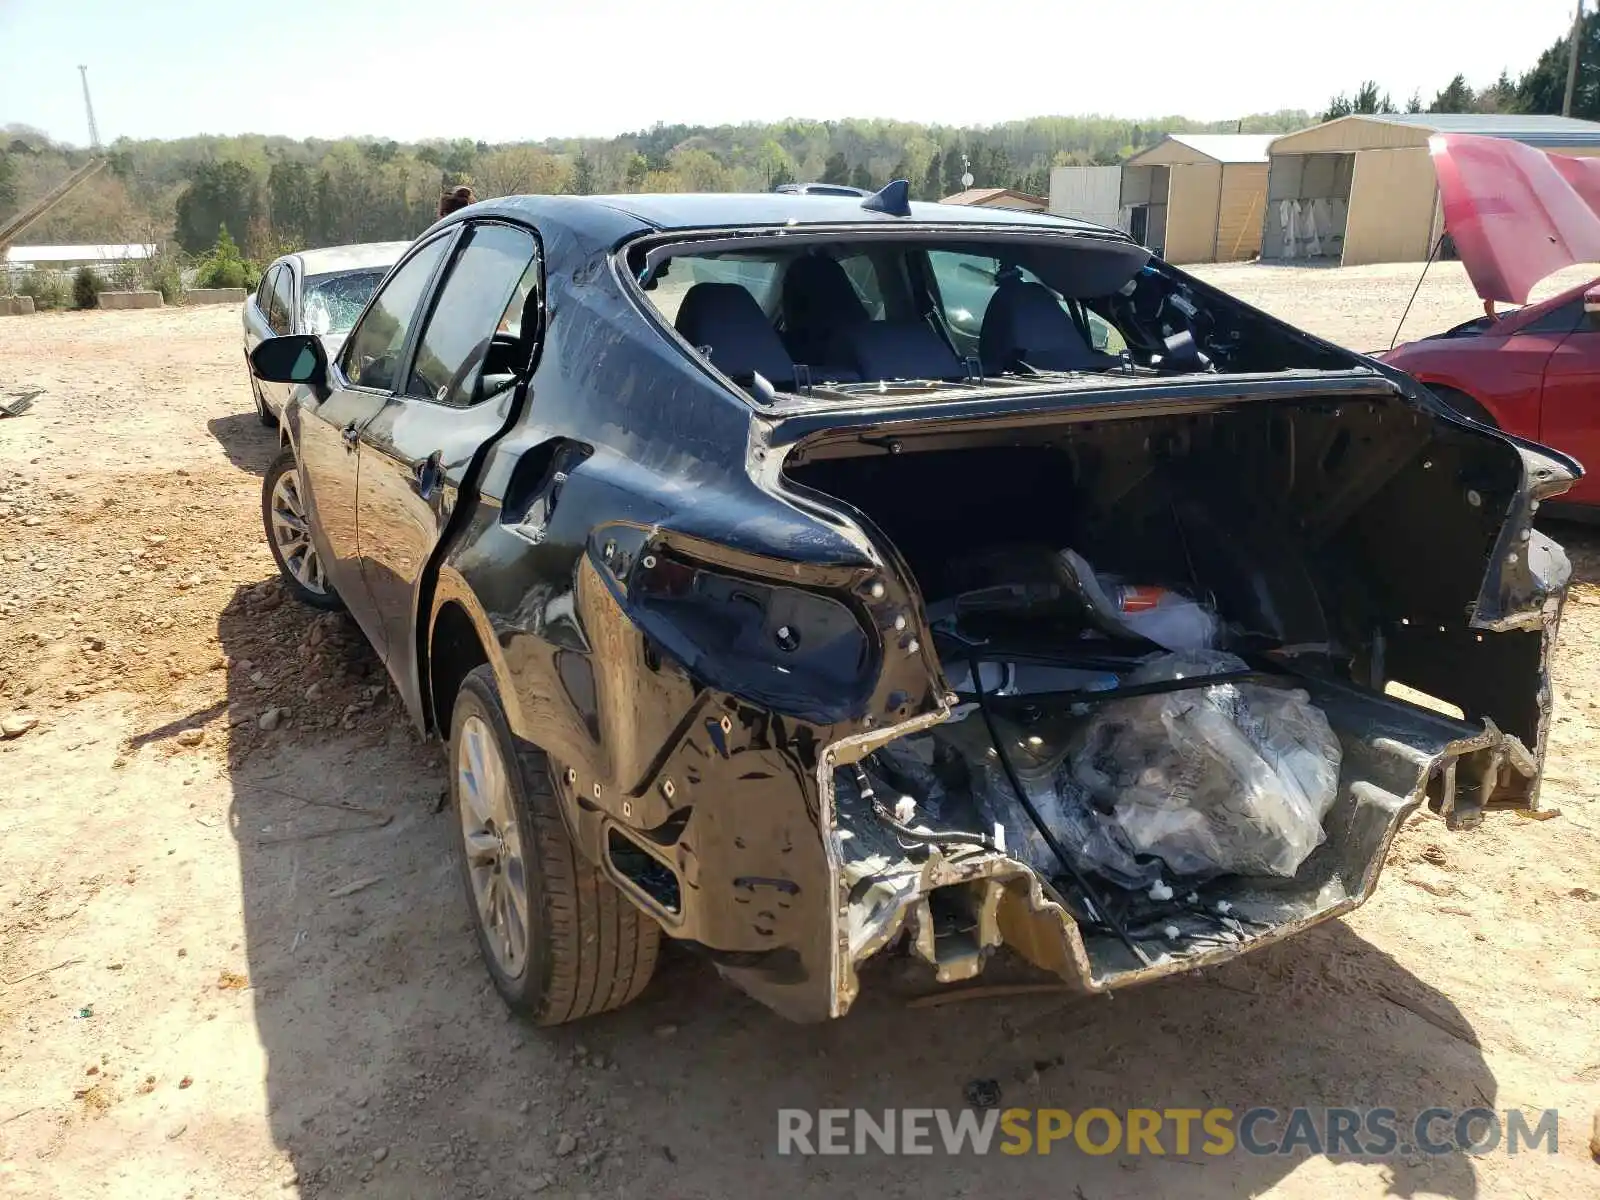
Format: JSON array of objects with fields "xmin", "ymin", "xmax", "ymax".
[{"xmin": 1431, "ymin": 131, "xmax": 1600, "ymax": 304}]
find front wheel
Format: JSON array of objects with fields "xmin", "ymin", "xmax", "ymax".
[
  {"xmin": 450, "ymin": 665, "xmax": 660, "ymax": 1024},
  {"xmin": 261, "ymin": 447, "xmax": 341, "ymax": 610}
]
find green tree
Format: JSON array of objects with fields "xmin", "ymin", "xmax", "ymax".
[
  {"xmin": 623, "ymin": 152, "xmax": 649, "ymax": 191},
  {"xmin": 1478, "ymin": 70, "xmax": 1518, "ymax": 112},
  {"xmin": 267, "ymin": 160, "xmax": 316, "ymax": 245},
  {"xmin": 920, "ymin": 154, "xmax": 943, "ymax": 201},
  {"xmin": 0, "ymin": 151, "xmax": 15, "ymax": 214},
  {"xmin": 849, "ymin": 162, "xmax": 873, "ymax": 191},
  {"xmin": 941, "ymin": 144, "xmax": 966, "ymax": 196},
  {"xmin": 572, "ymin": 152, "xmax": 596, "ymax": 195},
  {"xmin": 195, "ymin": 224, "xmax": 259, "ymax": 290},
  {"xmin": 441, "ymin": 138, "xmax": 478, "ymax": 176},
  {"xmin": 71, "ymin": 265, "xmax": 102, "ymax": 309},
  {"xmin": 174, "ymin": 160, "xmax": 261, "ymax": 254},
  {"xmin": 821, "ymin": 151, "xmax": 850, "ymax": 184},
  {"xmin": 1517, "ymin": 11, "xmax": 1600, "ymax": 118},
  {"xmin": 1405, "ymin": 90, "xmax": 1424, "ymax": 113},
  {"xmin": 1321, "ymin": 80, "xmax": 1396, "ymax": 122},
  {"xmin": 670, "ymin": 147, "xmax": 728, "ymax": 191},
  {"xmin": 756, "ymin": 139, "xmax": 796, "ymax": 189},
  {"xmin": 973, "ymin": 142, "xmax": 1012, "ymax": 188},
  {"xmin": 1429, "ymin": 74, "xmax": 1476, "ymax": 113},
  {"xmin": 1014, "ymin": 167, "xmax": 1048, "ymax": 196}
]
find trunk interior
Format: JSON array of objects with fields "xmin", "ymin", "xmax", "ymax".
[{"xmin": 783, "ymin": 390, "xmax": 1545, "ymax": 990}]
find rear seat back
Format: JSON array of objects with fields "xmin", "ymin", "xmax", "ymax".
[
  {"xmin": 674, "ymin": 282, "xmax": 794, "ymax": 389},
  {"xmin": 780, "ymin": 255, "xmax": 871, "ymax": 367},
  {"xmin": 828, "ymin": 320, "xmax": 966, "ymax": 383},
  {"xmin": 979, "ymin": 279, "xmax": 1119, "ymax": 374}
]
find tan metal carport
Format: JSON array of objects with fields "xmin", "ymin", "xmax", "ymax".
[
  {"xmin": 1120, "ymin": 134, "xmax": 1273, "ymax": 264},
  {"xmin": 1262, "ymin": 113, "xmax": 1600, "ymax": 266}
]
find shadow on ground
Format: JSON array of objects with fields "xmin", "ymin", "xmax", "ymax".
[
  {"xmin": 208, "ymin": 411, "xmax": 279, "ymax": 477},
  {"xmin": 196, "ymin": 583, "xmax": 1501, "ymax": 1199}
]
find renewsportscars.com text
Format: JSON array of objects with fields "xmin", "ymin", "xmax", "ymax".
[{"xmin": 776, "ymin": 1106, "xmax": 1561, "ymax": 1157}]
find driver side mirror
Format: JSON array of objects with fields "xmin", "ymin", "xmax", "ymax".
[
  {"xmin": 250, "ymin": 334, "xmax": 328, "ymax": 390},
  {"xmin": 1585, "ymin": 287, "xmax": 1600, "ymax": 328}
]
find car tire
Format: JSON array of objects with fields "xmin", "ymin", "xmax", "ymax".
[
  {"xmin": 251, "ymin": 377, "xmax": 276, "ymax": 428},
  {"xmin": 1428, "ymin": 385, "xmax": 1499, "ymax": 428},
  {"xmin": 261, "ymin": 447, "xmax": 342, "ymax": 611},
  {"xmin": 450, "ymin": 664, "xmax": 660, "ymax": 1024}
]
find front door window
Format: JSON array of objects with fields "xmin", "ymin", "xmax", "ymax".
[{"xmin": 339, "ymin": 237, "xmax": 452, "ymax": 391}]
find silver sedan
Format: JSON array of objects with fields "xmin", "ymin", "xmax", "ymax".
[{"xmin": 241, "ymin": 242, "xmax": 409, "ymax": 425}]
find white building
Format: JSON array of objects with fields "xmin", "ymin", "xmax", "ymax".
[{"xmin": 3, "ymin": 244, "xmax": 157, "ymax": 274}]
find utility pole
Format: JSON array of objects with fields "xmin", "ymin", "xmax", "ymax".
[
  {"xmin": 78, "ymin": 65, "xmax": 101, "ymax": 151},
  {"xmin": 1564, "ymin": 0, "xmax": 1585, "ymax": 117}
]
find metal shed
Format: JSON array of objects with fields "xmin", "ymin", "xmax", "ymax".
[
  {"xmin": 1120, "ymin": 134, "xmax": 1274, "ymax": 264},
  {"xmin": 1262, "ymin": 113, "xmax": 1600, "ymax": 265},
  {"xmin": 1047, "ymin": 165, "xmax": 1123, "ymax": 229}
]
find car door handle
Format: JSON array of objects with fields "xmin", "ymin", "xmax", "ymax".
[
  {"xmin": 412, "ymin": 450, "xmax": 444, "ymax": 500},
  {"xmin": 341, "ymin": 421, "xmax": 359, "ymax": 449}
]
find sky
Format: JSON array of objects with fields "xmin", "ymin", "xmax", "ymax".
[{"xmin": 0, "ymin": 0, "xmax": 1585, "ymax": 145}]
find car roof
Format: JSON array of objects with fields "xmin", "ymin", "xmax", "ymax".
[
  {"xmin": 467, "ymin": 192, "xmax": 1117, "ymax": 238},
  {"xmin": 290, "ymin": 241, "xmax": 411, "ymax": 277}
]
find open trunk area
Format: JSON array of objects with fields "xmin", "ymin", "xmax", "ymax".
[{"xmin": 783, "ymin": 387, "xmax": 1559, "ymax": 1001}]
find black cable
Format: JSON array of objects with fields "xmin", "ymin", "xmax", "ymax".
[
  {"xmin": 967, "ymin": 652, "xmax": 1153, "ymax": 967},
  {"xmin": 963, "ymin": 669, "xmax": 1262, "ymax": 711},
  {"xmin": 852, "ymin": 766, "xmax": 996, "ymax": 852}
]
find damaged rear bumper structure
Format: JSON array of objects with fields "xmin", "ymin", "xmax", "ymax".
[
  {"xmin": 800, "ymin": 387, "xmax": 1572, "ymax": 1018},
  {"xmin": 826, "ymin": 671, "xmax": 1547, "ymax": 1014},
  {"xmin": 528, "ymin": 371, "xmax": 1575, "ymax": 1024}
]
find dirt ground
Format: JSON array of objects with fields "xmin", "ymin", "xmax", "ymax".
[{"xmin": 2, "ymin": 262, "xmax": 1597, "ymax": 1200}]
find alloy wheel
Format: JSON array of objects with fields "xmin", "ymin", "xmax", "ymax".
[
  {"xmin": 268, "ymin": 467, "xmax": 327, "ymax": 595},
  {"xmin": 457, "ymin": 714, "xmax": 531, "ymax": 978}
]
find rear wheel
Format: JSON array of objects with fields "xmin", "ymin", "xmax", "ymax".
[
  {"xmin": 262, "ymin": 448, "xmax": 341, "ymax": 610},
  {"xmin": 450, "ymin": 665, "xmax": 660, "ymax": 1024},
  {"xmin": 250, "ymin": 375, "xmax": 276, "ymax": 428}
]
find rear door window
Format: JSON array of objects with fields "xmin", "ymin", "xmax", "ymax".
[
  {"xmin": 268, "ymin": 266, "xmax": 294, "ymax": 334},
  {"xmin": 405, "ymin": 224, "xmax": 540, "ymax": 406},
  {"xmin": 255, "ymin": 266, "xmax": 277, "ymax": 322},
  {"xmin": 339, "ymin": 236, "xmax": 452, "ymax": 392}
]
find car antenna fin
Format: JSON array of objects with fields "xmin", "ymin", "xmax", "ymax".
[{"xmin": 861, "ymin": 179, "xmax": 912, "ymax": 218}]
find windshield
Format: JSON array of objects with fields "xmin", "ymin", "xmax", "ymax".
[{"xmin": 302, "ymin": 268, "xmax": 390, "ymax": 337}]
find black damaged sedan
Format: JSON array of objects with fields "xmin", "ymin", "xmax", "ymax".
[{"xmin": 248, "ymin": 184, "xmax": 1576, "ymax": 1024}]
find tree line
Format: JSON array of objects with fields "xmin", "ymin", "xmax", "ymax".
[{"xmin": 2, "ymin": 112, "xmax": 1309, "ymax": 262}]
